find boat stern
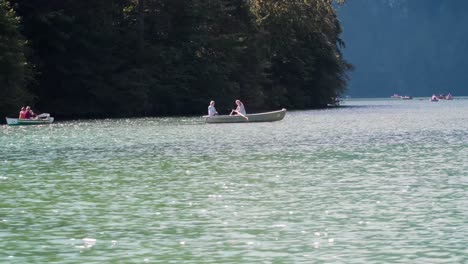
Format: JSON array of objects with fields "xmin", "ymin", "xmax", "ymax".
[{"xmin": 5, "ymin": 118, "xmax": 19, "ymax": 125}]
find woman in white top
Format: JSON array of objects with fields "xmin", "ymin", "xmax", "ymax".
[
  {"xmin": 230, "ymin": 99, "xmax": 246, "ymax": 116},
  {"xmin": 208, "ymin": 101, "xmax": 218, "ymax": 116}
]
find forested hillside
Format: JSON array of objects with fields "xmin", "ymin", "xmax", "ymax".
[
  {"xmin": 0, "ymin": 0, "xmax": 350, "ymax": 119},
  {"xmin": 338, "ymin": 0, "xmax": 468, "ymax": 97},
  {"xmin": 0, "ymin": 0, "xmax": 31, "ymax": 116}
]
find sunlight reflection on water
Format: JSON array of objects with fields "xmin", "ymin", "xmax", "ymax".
[{"xmin": 1, "ymin": 98, "xmax": 467, "ymax": 263}]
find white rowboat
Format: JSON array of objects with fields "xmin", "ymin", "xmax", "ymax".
[
  {"xmin": 5, "ymin": 117, "xmax": 54, "ymax": 126},
  {"xmin": 204, "ymin": 108, "xmax": 286, "ymax": 123}
]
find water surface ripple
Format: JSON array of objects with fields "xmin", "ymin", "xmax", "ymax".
[{"xmin": 1, "ymin": 98, "xmax": 467, "ymax": 263}]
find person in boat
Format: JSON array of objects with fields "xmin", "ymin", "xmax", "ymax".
[
  {"xmin": 208, "ymin": 100, "xmax": 218, "ymax": 116},
  {"xmin": 230, "ymin": 99, "xmax": 246, "ymax": 116},
  {"xmin": 24, "ymin": 106, "xmax": 37, "ymax": 119},
  {"xmin": 19, "ymin": 107, "xmax": 27, "ymax": 119}
]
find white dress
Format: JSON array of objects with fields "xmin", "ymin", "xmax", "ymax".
[
  {"xmin": 208, "ymin": 105, "xmax": 218, "ymax": 116},
  {"xmin": 236, "ymin": 104, "xmax": 246, "ymax": 115}
]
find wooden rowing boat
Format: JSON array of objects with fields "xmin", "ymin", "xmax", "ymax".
[
  {"xmin": 5, "ymin": 117, "xmax": 54, "ymax": 126},
  {"xmin": 204, "ymin": 108, "xmax": 286, "ymax": 123}
]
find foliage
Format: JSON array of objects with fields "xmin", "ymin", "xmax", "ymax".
[
  {"xmin": 2, "ymin": 0, "xmax": 351, "ymax": 118},
  {"xmin": 0, "ymin": 0, "xmax": 32, "ymax": 117},
  {"xmin": 251, "ymin": 0, "xmax": 352, "ymax": 108}
]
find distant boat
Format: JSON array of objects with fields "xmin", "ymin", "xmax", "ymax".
[
  {"xmin": 401, "ymin": 96, "xmax": 413, "ymax": 100},
  {"xmin": 328, "ymin": 97, "xmax": 341, "ymax": 106},
  {"xmin": 204, "ymin": 109, "xmax": 286, "ymax": 123},
  {"xmin": 430, "ymin": 95, "xmax": 439, "ymax": 102},
  {"xmin": 445, "ymin": 93, "xmax": 454, "ymax": 100},
  {"xmin": 437, "ymin": 94, "xmax": 446, "ymax": 100},
  {"xmin": 6, "ymin": 114, "xmax": 54, "ymax": 126}
]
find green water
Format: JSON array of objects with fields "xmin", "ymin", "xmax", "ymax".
[{"xmin": 1, "ymin": 98, "xmax": 467, "ymax": 263}]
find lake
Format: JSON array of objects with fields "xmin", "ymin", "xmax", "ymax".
[{"xmin": 1, "ymin": 98, "xmax": 467, "ymax": 263}]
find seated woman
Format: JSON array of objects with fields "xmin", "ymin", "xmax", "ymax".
[
  {"xmin": 19, "ymin": 107, "xmax": 26, "ymax": 119},
  {"xmin": 24, "ymin": 106, "xmax": 37, "ymax": 119},
  {"xmin": 230, "ymin": 99, "xmax": 246, "ymax": 116},
  {"xmin": 208, "ymin": 100, "xmax": 218, "ymax": 116}
]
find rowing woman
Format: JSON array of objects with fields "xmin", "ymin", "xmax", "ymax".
[
  {"xmin": 230, "ymin": 99, "xmax": 246, "ymax": 116},
  {"xmin": 230, "ymin": 99, "xmax": 248, "ymax": 120}
]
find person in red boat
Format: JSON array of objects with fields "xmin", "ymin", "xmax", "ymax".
[
  {"xmin": 18, "ymin": 107, "xmax": 27, "ymax": 119},
  {"xmin": 24, "ymin": 106, "xmax": 36, "ymax": 119}
]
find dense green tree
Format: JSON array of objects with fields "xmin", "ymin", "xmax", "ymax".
[
  {"xmin": 0, "ymin": 0, "xmax": 32, "ymax": 117},
  {"xmin": 9, "ymin": 0, "xmax": 150, "ymax": 117},
  {"xmin": 138, "ymin": 0, "xmax": 267, "ymax": 114},
  {"xmin": 5, "ymin": 0, "xmax": 351, "ymax": 120},
  {"xmin": 251, "ymin": 0, "xmax": 352, "ymax": 108}
]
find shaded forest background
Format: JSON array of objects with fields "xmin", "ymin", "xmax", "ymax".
[{"xmin": 0, "ymin": 0, "xmax": 351, "ymax": 119}]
